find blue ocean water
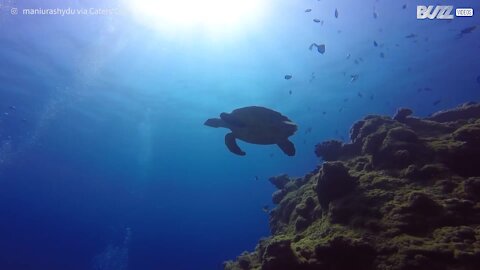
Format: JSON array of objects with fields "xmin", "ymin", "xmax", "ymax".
[{"xmin": 0, "ymin": 0, "xmax": 479, "ymax": 269}]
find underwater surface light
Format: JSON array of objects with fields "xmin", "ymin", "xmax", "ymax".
[{"xmin": 124, "ymin": 0, "xmax": 262, "ymax": 35}]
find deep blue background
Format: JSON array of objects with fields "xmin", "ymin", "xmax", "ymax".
[{"xmin": 0, "ymin": 0, "xmax": 479, "ymax": 269}]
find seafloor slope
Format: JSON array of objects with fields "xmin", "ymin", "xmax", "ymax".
[{"xmin": 224, "ymin": 102, "xmax": 480, "ymax": 270}]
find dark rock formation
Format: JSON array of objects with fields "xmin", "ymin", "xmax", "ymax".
[
  {"xmin": 269, "ymin": 174, "xmax": 291, "ymax": 190},
  {"xmin": 393, "ymin": 107, "xmax": 413, "ymax": 122},
  {"xmin": 224, "ymin": 102, "xmax": 480, "ymax": 270},
  {"xmin": 315, "ymin": 161, "xmax": 357, "ymax": 208},
  {"xmin": 314, "ymin": 140, "xmax": 343, "ymax": 161}
]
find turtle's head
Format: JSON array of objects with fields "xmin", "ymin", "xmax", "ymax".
[{"xmin": 204, "ymin": 118, "xmax": 227, "ymax": 128}]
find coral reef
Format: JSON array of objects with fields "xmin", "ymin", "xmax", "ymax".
[{"xmin": 224, "ymin": 102, "xmax": 480, "ymax": 270}]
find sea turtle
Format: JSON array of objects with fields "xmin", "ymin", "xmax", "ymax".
[{"xmin": 204, "ymin": 106, "xmax": 298, "ymax": 156}]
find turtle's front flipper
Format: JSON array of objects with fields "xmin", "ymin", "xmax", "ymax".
[
  {"xmin": 277, "ymin": 139, "xmax": 296, "ymax": 156},
  {"xmin": 225, "ymin": 133, "xmax": 246, "ymax": 156}
]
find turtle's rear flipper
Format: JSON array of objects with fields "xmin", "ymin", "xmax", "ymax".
[
  {"xmin": 225, "ymin": 133, "xmax": 246, "ymax": 156},
  {"xmin": 277, "ymin": 139, "xmax": 295, "ymax": 156}
]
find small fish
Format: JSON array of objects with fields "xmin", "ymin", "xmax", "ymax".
[
  {"xmin": 269, "ymin": 153, "xmax": 274, "ymax": 158},
  {"xmin": 358, "ymin": 92, "xmax": 363, "ymax": 98},
  {"xmin": 255, "ymin": 176, "xmax": 259, "ymax": 181},
  {"xmin": 289, "ymin": 90, "xmax": 292, "ymax": 95},
  {"xmin": 373, "ymin": 40, "xmax": 378, "ymax": 47},
  {"xmin": 358, "ymin": 57, "xmax": 364, "ymax": 62},
  {"xmin": 284, "ymin": 75, "xmax": 292, "ymax": 80},
  {"xmin": 22, "ymin": 118, "xmax": 27, "ymax": 123},
  {"xmin": 354, "ymin": 59, "xmax": 359, "ymax": 64},
  {"xmin": 476, "ymin": 75, "xmax": 480, "ymax": 84},
  {"xmin": 8, "ymin": 105, "xmax": 16, "ymax": 111},
  {"xmin": 346, "ymin": 54, "xmax": 351, "ymax": 60},
  {"xmin": 313, "ymin": 18, "xmax": 321, "ymax": 23},
  {"xmin": 339, "ymin": 107, "xmax": 343, "ymax": 112},
  {"xmin": 343, "ymin": 98, "xmax": 349, "ymax": 102},
  {"xmin": 262, "ymin": 205, "xmax": 270, "ymax": 213},
  {"xmin": 350, "ymin": 74, "xmax": 359, "ymax": 82},
  {"xmin": 380, "ymin": 52, "xmax": 385, "ymax": 58},
  {"xmin": 405, "ymin": 34, "xmax": 417, "ymax": 39},
  {"xmin": 460, "ymin": 26, "xmax": 476, "ymax": 34},
  {"xmin": 305, "ymin": 127, "xmax": 312, "ymax": 134},
  {"xmin": 3, "ymin": 112, "xmax": 8, "ymax": 116},
  {"xmin": 322, "ymin": 111, "xmax": 327, "ymax": 115},
  {"xmin": 424, "ymin": 87, "xmax": 433, "ymax": 92},
  {"xmin": 369, "ymin": 94, "xmax": 374, "ymax": 100},
  {"xmin": 305, "ymin": 9, "xmax": 312, "ymax": 13},
  {"xmin": 433, "ymin": 99, "xmax": 442, "ymax": 106},
  {"xmin": 417, "ymin": 88, "xmax": 423, "ymax": 93},
  {"xmin": 402, "ymin": 4, "xmax": 407, "ymax": 9},
  {"xmin": 320, "ymin": 20, "xmax": 324, "ymax": 26},
  {"xmin": 335, "ymin": 8, "xmax": 338, "ymax": 18},
  {"xmin": 373, "ymin": 10, "xmax": 378, "ymax": 19}
]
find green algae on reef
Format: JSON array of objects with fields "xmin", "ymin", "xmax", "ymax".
[{"xmin": 224, "ymin": 102, "xmax": 480, "ymax": 270}]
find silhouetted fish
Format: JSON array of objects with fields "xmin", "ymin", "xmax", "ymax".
[
  {"xmin": 350, "ymin": 74, "xmax": 359, "ymax": 82},
  {"xmin": 370, "ymin": 94, "xmax": 374, "ymax": 100},
  {"xmin": 305, "ymin": 9, "xmax": 312, "ymax": 13},
  {"xmin": 255, "ymin": 176, "xmax": 259, "ymax": 181},
  {"xmin": 322, "ymin": 111, "xmax": 327, "ymax": 115},
  {"xmin": 374, "ymin": 40, "xmax": 378, "ymax": 47},
  {"xmin": 405, "ymin": 34, "xmax": 417, "ymax": 38},
  {"xmin": 477, "ymin": 75, "xmax": 480, "ymax": 84},
  {"xmin": 433, "ymin": 99, "xmax": 442, "ymax": 106},
  {"xmin": 343, "ymin": 98, "xmax": 349, "ymax": 102},
  {"xmin": 402, "ymin": 4, "xmax": 407, "ymax": 9},
  {"xmin": 305, "ymin": 127, "xmax": 312, "ymax": 134},
  {"xmin": 335, "ymin": 9, "xmax": 338, "ymax": 18},
  {"xmin": 9, "ymin": 106, "xmax": 16, "ymax": 111},
  {"xmin": 457, "ymin": 26, "xmax": 477, "ymax": 39},
  {"xmin": 380, "ymin": 52, "xmax": 385, "ymax": 58},
  {"xmin": 358, "ymin": 92, "xmax": 363, "ymax": 98},
  {"xmin": 285, "ymin": 75, "xmax": 292, "ymax": 80},
  {"xmin": 346, "ymin": 54, "xmax": 351, "ymax": 59},
  {"xmin": 460, "ymin": 26, "xmax": 476, "ymax": 34},
  {"xmin": 373, "ymin": 11, "xmax": 378, "ymax": 19},
  {"xmin": 289, "ymin": 90, "xmax": 292, "ymax": 95},
  {"xmin": 313, "ymin": 18, "xmax": 321, "ymax": 23},
  {"xmin": 262, "ymin": 205, "xmax": 270, "ymax": 213},
  {"xmin": 424, "ymin": 87, "xmax": 433, "ymax": 92}
]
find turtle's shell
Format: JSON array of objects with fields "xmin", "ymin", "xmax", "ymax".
[{"xmin": 221, "ymin": 106, "xmax": 297, "ymax": 145}]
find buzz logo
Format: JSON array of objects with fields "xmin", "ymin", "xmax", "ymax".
[{"xmin": 417, "ymin": 5, "xmax": 454, "ymax": 19}]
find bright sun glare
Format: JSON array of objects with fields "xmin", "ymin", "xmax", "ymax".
[{"xmin": 124, "ymin": 0, "xmax": 263, "ymax": 36}]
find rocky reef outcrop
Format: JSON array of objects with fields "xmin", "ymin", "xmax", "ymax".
[{"xmin": 224, "ymin": 102, "xmax": 480, "ymax": 270}]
